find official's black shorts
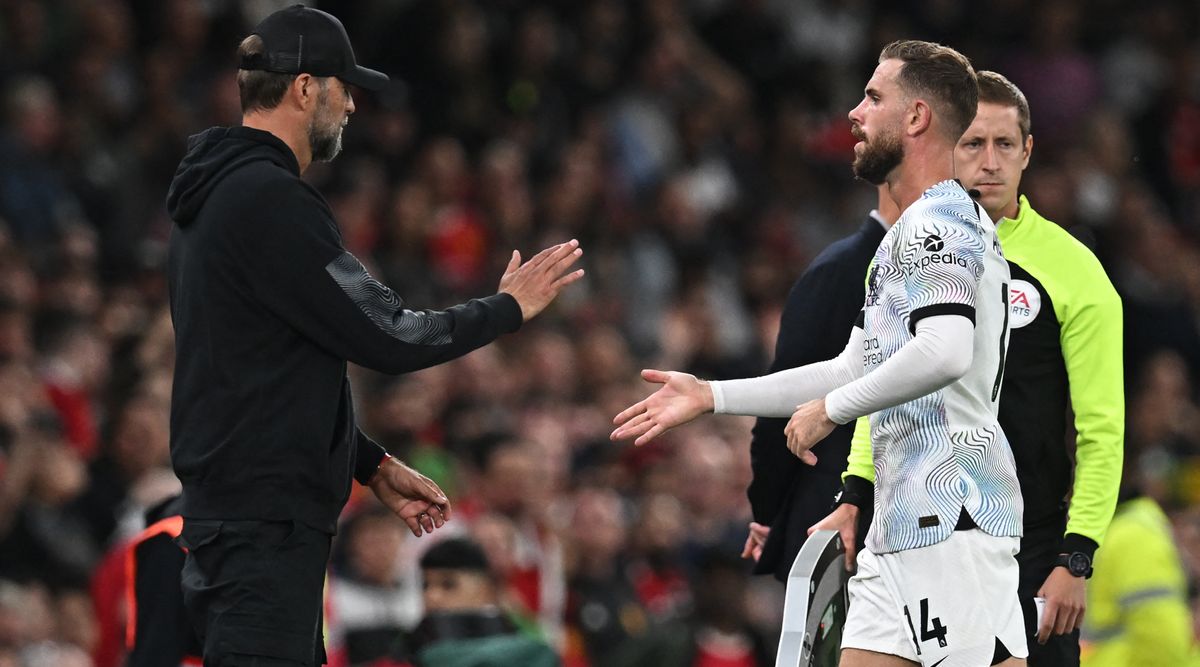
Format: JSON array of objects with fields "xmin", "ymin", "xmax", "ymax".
[
  {"xmin": 178, "ymin": 518, "xmax": 332, "ymax": 667},
  {"xmin": 1016, "ymin": 514, "xmax": 1080, "ymax": 667}
]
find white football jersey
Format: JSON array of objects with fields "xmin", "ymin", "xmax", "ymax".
[{"xmin": 860, "ymin": 180, "xmax": 1023, "ymax": 554}]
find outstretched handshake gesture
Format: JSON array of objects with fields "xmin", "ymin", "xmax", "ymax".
[{"xmin": 610, "ymin": 369, "xmax": 832, "ymax": 466}]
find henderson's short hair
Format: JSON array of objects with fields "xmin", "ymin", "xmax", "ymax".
[
  {"xmin": 236, "ymin": 34, "xmax": 297, "ymax": 114},
  {"xmin": 879, "ymin": 40, "xmax": 979, "ymax": 142},
  {"xmin": 976, "ymin": 70, "xmax": 1032, "ymax": 140}
]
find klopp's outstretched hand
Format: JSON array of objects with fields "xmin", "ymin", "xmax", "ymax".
[
  {"xmin": 368, "ymin": 457, "xmax": 452, "ymax": 537},
  {"xmin": 610, "ymin": 369, "xmax": 714, "ymax": 446},
  {"xmin": 499, "ymin": 239, "xmax": 585, "ymax": 321}
]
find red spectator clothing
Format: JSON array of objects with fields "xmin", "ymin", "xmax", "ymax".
[
  {"xmin": 90, "ymin": 538, "xmax": 133, "ymax": 667},
  {"xmin": 456, "ymin": 499, "xmax": 566, "ymax": 643},
  {"xmin": 123, "ymin": 515, "xmax": 202, "ymax": 667},
  {"xmin": 692, "ymin": 629, "xmax": 760, "ymax": 667},
  {"xmin": 45, "ymin": 380, "xmax": 97, "ymax": 459},
  {"xmin": 694, "ymin": 650, "xmax": 756, "ymax": 667},
  {"xmin": 629, "ymin": 560, "xmax": 691, "ymax": 618},
  {"xmin": 94, "ymin": 513, "xmax": 201, "ymax": 667},
  {"xmin": 1169, "ymin": 101, "xmax": 1200, "ymax": 187},
  {"xmin": 504, "ymin": 527, "xmax": 565, "ymax": 638},
  {"xmin": 562, "ymin": 625, "xmax": 591, "ymax": 667},
  {"xmin": 427, "ymin": 205, "xmax": 490, "ymax": 291}
]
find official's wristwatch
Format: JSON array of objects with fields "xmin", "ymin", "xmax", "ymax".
[{"xmin": 1054, "ymin": 551, "xmax": 1094, "ymax": 579}]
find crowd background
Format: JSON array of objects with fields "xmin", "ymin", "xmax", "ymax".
[{"xmin": 0, "ymin": 0, "xmax": 1198, "ymax": 665}]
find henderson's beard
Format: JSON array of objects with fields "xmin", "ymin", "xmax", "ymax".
[
  {"xmin": 852, "ymin": 127, "xmax": 904, "ymax": 185},
  {"xmin": 308, "ymin": 88, "xmax": 346, "ymax": 163}
]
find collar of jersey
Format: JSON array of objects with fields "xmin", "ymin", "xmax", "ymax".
[
  {"xmin": 997, "ymin": 194, "xmax": 1035, "ymax": 238},
  {"xmin": 926, "ymin": 178, "xmax": 966, "ymax": 196}
]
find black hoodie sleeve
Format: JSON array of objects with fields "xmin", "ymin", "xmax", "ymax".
[
  {"xmin": 239, "ymin": 174, "xmax": 523, "ymax": 375},
  {"xmin": 354, "ymin": 427, "xmax": 388, "ymax": 485}
]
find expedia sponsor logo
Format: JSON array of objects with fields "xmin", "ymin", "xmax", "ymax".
[
  {"xmin": 923, "ymin": 234, "xmax": 944, "ymax": 251},
  {"xmin": 862, "ymin": 336, "xmax": 884, "ymax": 365},
  {"xmin": 903, "ymin": 251, "xmax": 969, "ymax": 276}
]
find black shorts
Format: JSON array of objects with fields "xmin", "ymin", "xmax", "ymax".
[
  {"xmin": 177, "ymin": 519, "xmax": 332, "ymax": 666},
  {"xmin": 1016, "ymin": 515, "xmax": 1080, "ymax": 667}
]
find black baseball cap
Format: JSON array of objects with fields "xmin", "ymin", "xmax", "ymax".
[{"xmin": 239, "ymin": 4, "xmax": 389, "ymax": 92}]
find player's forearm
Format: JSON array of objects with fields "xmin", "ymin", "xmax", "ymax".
[
  {"xmin": 712, "ymin": 327, "xmax": 864, "ymax": 417},
  {"xmin": 825, "ymin": 315, "xmax": 973, "ymax": 424},
  {"xmin": 1063, "ymin": 295, "xmax": 1125, "ymax": 548}
]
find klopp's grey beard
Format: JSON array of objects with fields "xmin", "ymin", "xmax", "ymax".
[
  {"xmin": 308, "ymin": 118, "xmax": 344, "ymax": 163},
  {"xmin": 308, "ymin": 85, "xmax": 345, "ymax": 162}
]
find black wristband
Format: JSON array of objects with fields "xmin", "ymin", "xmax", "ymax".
[
  {"xmin": 837, "ymin": 474, "xmax": 874, "ymax": 511},
  {"xmin": 1060, "ymin": 533, "xmax": 1099, "ymax": 560}
]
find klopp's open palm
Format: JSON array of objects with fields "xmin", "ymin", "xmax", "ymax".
[
  {"xmin": 499, "ymin": 239, "xmax": 585, "ymax": 321},
  {"xmin": 369, "ymin": 457, "xmax": 452, "ymax": 537},
  {"xmin": 610, "ymin": 369, "xmax": 714, "ymax": 446}
]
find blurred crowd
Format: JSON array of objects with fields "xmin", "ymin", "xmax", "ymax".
[{"xmin": 0, "ymin": 0, "xmax": 1199, "ymax": 665}]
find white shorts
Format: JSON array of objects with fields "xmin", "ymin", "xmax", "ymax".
[{"xmin": 842, "ymin": 529, "xmax": 1028, "ymax": 666}]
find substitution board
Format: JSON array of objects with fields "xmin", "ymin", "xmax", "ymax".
[{"xmin": 775, "ymin": 529, "xmax": 850, "ymax": 667}]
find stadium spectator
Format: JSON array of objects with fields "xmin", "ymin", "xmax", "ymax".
[
  {"xmin": 328, "ymin": 506, "xmax": 423, "ymax": 666},
  {"xmin": 563, "ymin": 487, "xmax": 655, "ymax": 667},
  {"xmin": 122, "ymin": 495, "xmax": 200, "ymax": 667},
  {"xmin": 400, "ymin": 536, "xmax": 559, "ymax": 667},
  {"xmin": 458, "ymin": 433, "xmax": 566, "ymax": 632},
  {"xmin": 1081, "ymin": 478, "xmax": 1195, "ymax": 665}
]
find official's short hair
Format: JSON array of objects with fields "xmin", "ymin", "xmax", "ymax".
[
  {"xmin": 879, "ymin": 40, "xmax": 978, "ymax": 142},
  {"xmin": 976, "ymin": 70, "xmax": 1031, "ymax": 140},
  {"xmin": 236, "ymin": 35, "xmax": 297, "ymax": 113},
  {"xmin": 420, "ymin": 537, "xmax": 492, "ymax": 575}
]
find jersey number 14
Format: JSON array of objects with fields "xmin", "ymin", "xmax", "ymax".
[{"xmin": 904, "ymin": 598, "xmax": 949, "ymax": 654}]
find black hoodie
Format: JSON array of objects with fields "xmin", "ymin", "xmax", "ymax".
[{"xmin": 166, "ymin": 127, "xmax": 521, "ymax": 532}]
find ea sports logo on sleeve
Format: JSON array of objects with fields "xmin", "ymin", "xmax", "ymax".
[
  {"xmin": 1009, "ymin": 280, "xmax": 1041, "ymax": 328},
  {"xmin": 923, "ymin": 235, "xmax": 944, "ymax": 251}
]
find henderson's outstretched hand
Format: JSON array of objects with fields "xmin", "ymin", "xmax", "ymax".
[{"xmin": 610, "ymin": 369, "xmax": 713, "ymax": 446}]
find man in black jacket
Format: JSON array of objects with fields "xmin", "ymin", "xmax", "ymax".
[
  {"xmin": 165, "ymin": 7, "xmax": 583, "ymax": 666},
  {"xmin": 125, "ymin": 495, "xmax": 200, "ymax": 667},
  {"xmin": 740, "ymin": 186, "xmax": 896, "ymax": 581}
]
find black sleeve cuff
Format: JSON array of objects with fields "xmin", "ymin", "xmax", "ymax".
[
  {"xmin": 837, "ymin": 475, "xmax": 875, "ymax": 511},
  {"xmin": 909, "ymin": 303, "xmax": 975, "ymax": 335},
  {"xmin": 1061, "ymin": 533, "xmax": 1099, "ymax": 560},
  {"xmin": 353, "ymin": 430, "xmax": 388, "ymax": 485},
  {"xmin": 486, "ymin": 293, "xmax": 524, "ymax": 334}
]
